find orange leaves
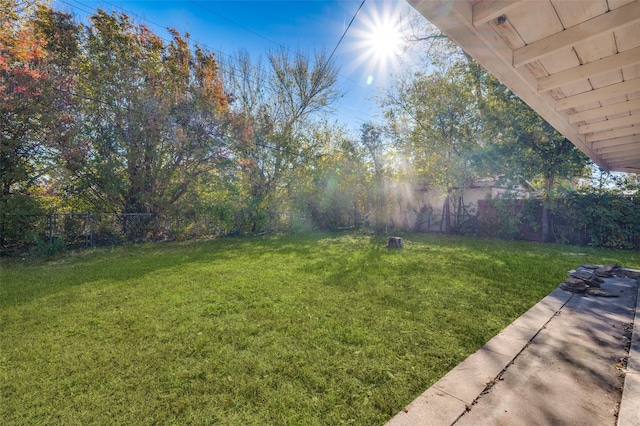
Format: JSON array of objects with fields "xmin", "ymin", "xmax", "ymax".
[
  {"xmin": 1, "ymin": 25, "xmax": 47, "ymax": 65},
  {"xmin": 17, "ymin": 29, "xmax": 46, "ymax": 61},
  {"xmin": 238, "ymin": 158, "xmax": 254, "ymax": 168},
  {"xmin": 241, "ymin": 121, "xmax": 255, "ymax": 142},
  {"xmin": 1, "ymin": 7, "xmax": 50, "ymax": 105},
  {"xmin": 1, "ymin": 64, "xmax": 47, "ymax": 105}
]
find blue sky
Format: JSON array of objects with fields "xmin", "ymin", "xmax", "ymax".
[{"xmin": 54, "ymin": 0, "xmax": 417, "ymax": 132}]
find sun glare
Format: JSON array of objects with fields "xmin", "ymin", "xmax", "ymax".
[
  {"xmin": 367, "ymin": 20, "xmax": 402, "ymax": 62},
  {"xmin": 346, "ymin": 2, "xmax": 406, "ymax": 84}
]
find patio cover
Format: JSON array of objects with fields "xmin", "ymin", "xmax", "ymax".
[{"xmin": 407, "ymin": 0, "xmax": 640, "ymax": 173}]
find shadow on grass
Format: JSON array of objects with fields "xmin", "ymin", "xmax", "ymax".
[
  {"xmin": 3, "ymin": 232, "xmax": 638, "ymax": 311},
  {"xmin": 0, "ymin": 233, "xmax": 337, "ymax": 308}
]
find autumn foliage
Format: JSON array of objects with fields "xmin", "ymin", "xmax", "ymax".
[{"xmin": 0, "ymin": 0, "xmax": 344, "ymax": 252}]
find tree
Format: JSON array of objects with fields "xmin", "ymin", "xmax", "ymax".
[
  {"xmin": 384, "ymin": 25, "xmax": 590, "ymax": 237},
  {"xmin": 31, "ymin": 5, "xmax": 81, "ymax": 208},
  {"xmin": 0, "ymin": 1, "xmax": 79, "ymax": 251},
  {"xmin": 383, "ymin": 59, "xmax": 485, "ymax": 232},
  {"xmin": 224, "ymin": 47, "xmax": 341, "ymax": 232},
  {"xmin": 402, "ymin": 11, "xmax": 460, "ymax": 68},
  {"xmin": 478, "ymin": 75, "xmax": 589, "ymax": 239},
  {"xmin": 360, "ymin": 122, "xmax": 388, "ymax": 232},
  {"xmin": 72, "ymin": 10, "xmax": 230, "ymax": 238},
  {"xmin": 479, "ymin": 76, "xmax": 589, "ymax": 191},
  {"xmin": 399, "ymin": 17, "xmax": 590, "ymax": 202},
  {"xmin": 1, "ymin": 1, "xmax": 47, "ymax": 219},
  {"xmin": 287, "ymin": 123, "xmax": 369, "ymax": 231}
]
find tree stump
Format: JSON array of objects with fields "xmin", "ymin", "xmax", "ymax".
[{"xmin": 387, "ymin": 237, "xmax": 403, "ymax": 249}]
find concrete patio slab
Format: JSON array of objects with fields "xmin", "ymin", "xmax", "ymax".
[
  {"xmin": 618, "ymin": 275, "xmax": 640, "ymax": 426},
  {"xmin": 430, "ymin": 347, "xmax": 513, "ymax": 405},
  {"xmin": 618, "ymin": 372, "xmax": 640, "ymax": 426},
  {"xmin": 386, "ymin": 273, "xmax": 639, "ymax": 426},
  {"xmin": 391, "ymin": 387, "xmax": 469, "ymax": 426}
]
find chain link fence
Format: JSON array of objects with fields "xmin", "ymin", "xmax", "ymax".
[
  {"xmin": 0, "ymin": 210, "xmax": 319, "ymax": 256},
  {"xmin": 0, "ymin": 207, "xmax": 480, "ymax": 257},
  {"xmin": 9, "ymin": 197, "xmax": 635, "ymax": 256},
  {"xmin": 0, "ymin": 212, "xmax": 157, "ymax": 256}
]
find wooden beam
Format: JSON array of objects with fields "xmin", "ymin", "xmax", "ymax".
[
  {"xmin": 596, "ymin": 142, "xmax": 640, "ymax": 155},
  {"xmin": 472, "ymin": 0, "xmax": 524, "ymax": 27},
  {"xmin": 601, "ymin": 149, "xmax": 640, "ymax": 161},
  {"xmin": 606, "ymin": 158, "xmax": 640, "ymax": 166},
  {"xmin": 538, "ymin": 46, "xmax": 640, "ymax": 92},
  {"xmin": 578, "ymin": 114, "xmax": 639, "ymax": 134},
  {"xmin": 586, "ymin": 126, "xmax": 640, "ymax": 143},
  {"xmin": 605, "ymin": 157, "xmax": 640, "ymax": 165},
  {"xmin": 616, "ymin": 166, "xmax": 640, "ymax": 172},
  {"xmin": 568, "ymin": 99, "xmax": 640, "ymax": 123},
  {"xmin": 556, "ymin": 78, "xmax": 640, "ymax": 111},
  {"xmin": 607, "ymin": 154, "xmax": 640, "ymax": 163},
  {"xmin": 592, "ymin": 134, "xmax": 639, "ymax": 149},
  {"xmin": 599, "ymin": 148, "xmax": 640, "ymax": 158},
  {"xmin": 605, "ymin": 158, "xmax": 640, "ymax": 167},
  {"xmin": 607, "ymin": 158, "xmax": 640, "ymax": 167},
  {"xmin": 513, "ymin": 1, "xmax": 640, "ymax": 67},
  {"xmin": 607, "ymin": 164, "xmax": 640, "ymax": 172}
]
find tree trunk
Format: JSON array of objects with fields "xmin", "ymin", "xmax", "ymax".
[
  {"xmin": 541, "ymin": 205, "xmax": 550, "ymax": 242},
  {"xmin": 441, "ymin": 195, "xmax": 451, "ymax": 233},
  {"xmin": 353, "ymin": 201, "xmax": 359, "ymax": 230},
  {"xmin": 541, "ymin": 175, "xmax": 554, "ymax": 242}
]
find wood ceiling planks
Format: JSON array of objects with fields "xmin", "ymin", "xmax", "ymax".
[
  {"xmin": 567, "ymin": 99, "xmax": 640, "ymax": 124},
  {"xmin": 537, "ymin": 47, "xmax": 640, "ymax": 92},
  {"xmin": 556, "ymin": 79, "xmax": 640, "ymax": 111},
  {"xmin": 408, "ymin": 0, "xmax": 640, "ymax": 172},
  {"xmin": 513, "ymin": 1, "xmax": 640, "ymax": 67},
  {"xmin": 472, "ymin": 0, "xmax": 525, "ymax": 27}
]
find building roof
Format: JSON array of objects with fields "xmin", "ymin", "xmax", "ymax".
[{"xmin": 407, "ymin": 0, "xmax": 640, "ymax": 173}]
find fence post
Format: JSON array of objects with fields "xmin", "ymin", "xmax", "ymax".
[
  {"xmin": 84, "ymin": 212, "xmax": 89, "ymax": 247},
  {"xmin": 90, "ymin": 212, "xmax": 94, "ymax": 247}
]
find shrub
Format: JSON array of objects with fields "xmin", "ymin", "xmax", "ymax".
[{"xmin": 32, "ymin": 235, "xmax": 65, "ymax": 257}]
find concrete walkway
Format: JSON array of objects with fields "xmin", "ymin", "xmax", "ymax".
[{"xmin": 387, "ymin": 271, "xmax": 640, "ymax": 426}]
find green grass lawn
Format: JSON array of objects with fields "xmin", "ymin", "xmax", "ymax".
[{"xmin": 1, "ymin": 233, "xmax": 638, "ymax": 425}]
